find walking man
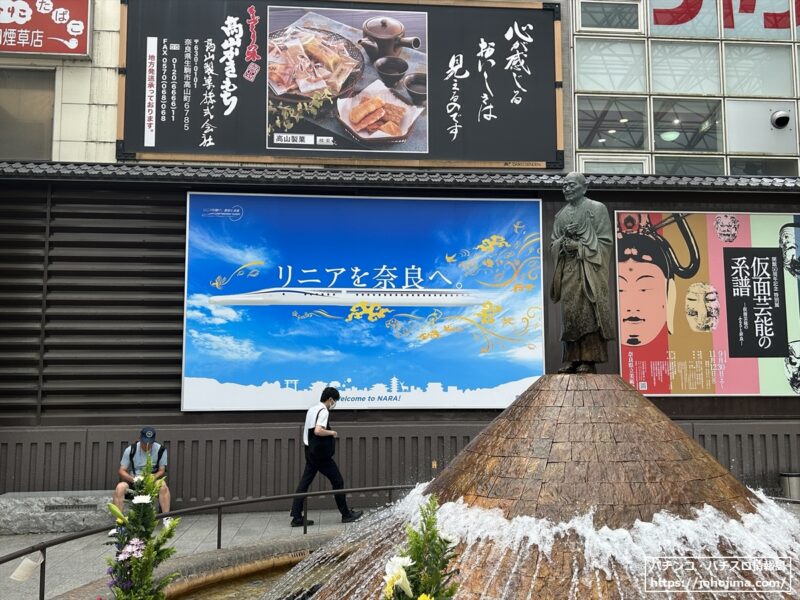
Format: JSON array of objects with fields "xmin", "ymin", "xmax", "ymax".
[{"xmin": 290, "ymin": 387, "xmax": 363, "ymax": 526}]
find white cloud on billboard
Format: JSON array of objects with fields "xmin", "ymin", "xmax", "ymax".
[
  {"xmin": 188, "ymin": 330, "xmax": 261, "ymax": 361},
  {"xmin": 186, "ymin": 293, "xmax": 244, "ymax": 325},
  {"xmin": 189, "ymin": 225, "xmax": 271, "ymax": 266}
]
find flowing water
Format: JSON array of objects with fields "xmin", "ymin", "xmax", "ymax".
[
  {"xmin": 175, "ymin": 566, "xmax": 290, "ymax": 600},
  {"xmin": 264, "ymin": 485, "xmax": 800, "ymax": 599}
]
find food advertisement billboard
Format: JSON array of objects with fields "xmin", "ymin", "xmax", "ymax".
[
  {"xmin": 182, "ymin": 193, "xmax": 544, "ymax": 410},
  {"xmin": 122, "ymin": 0, "xmax": 561, "ymax": 167},
  {"xmin": 616, "ymin": 211, "xmax": 800, "ymax": 396}
]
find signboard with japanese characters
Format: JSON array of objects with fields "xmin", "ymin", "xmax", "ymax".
[
  {"xmin": 0, "ymin": 0, "xmax": 91, "ymax": 57},
  {"xmin": 122, "ymin": 0, "xmax": 561, "ymax": 168},
  {"xmin": 616, "ymin": 211, "xmax": 800, "ymax": 397},
  {"xmin": 182, "ymin": 193, "xmax": 545, "ymax": 410}
]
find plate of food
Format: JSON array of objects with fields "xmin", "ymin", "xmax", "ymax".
[
  {"xmin": 268, "ymin": 26, "xmax": 365, "ymax": 103},
  {"xmin": 337, "ymin": 80, "xmax": 425, "ymax": 143}
]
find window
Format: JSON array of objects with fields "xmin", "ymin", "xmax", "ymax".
[
  {"xmin": 722, "ymin": 0, "xmax": 791, "ymax": 41},
  {"xmin": 730, "ymin": 157, "xmax": 798, "ymax": 176},
  {"xmin": 653, "ymin": 98, "xmax": 722, "ymax": 152},
  {"xmin": 575, "ymin": 38, "xmax": 647, "ymax": 92},
  {"xmin": 0, "ymin": 69, "xmax": 54, "ymax": 160},
  {"xmin": 579, "ymin": 154, "xmax": 647, "ymax": 174},
  {"xmin": 650, "ymin": 41, "xmax": 720, "ymax": 95},
  {"xmin": 724, "ymin": 44, "xmax": 793, "ymax": 97},
  {"xmin": 725, "ymin": 100, "xmax": 797, "ymax": 154},
  {"xmin": 650, "ymin": 0, "xmax": 719, "ymax": 39},
  {"xmin": 578, "ymin": 1, "xmax": 642, "ymax": 32},
  {"xmin": 654, "ymin": 155, "xmax": 725, "ymax": 176},
  {"xmin": 577, "ymin": 96, "xmax": 648, "ymax": 150}
]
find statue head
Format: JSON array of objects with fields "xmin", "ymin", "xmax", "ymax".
[
  {"xmin": 684, "ymin": 282, "xmax": 721, "ymax": 332},
  {"xmin": 785, "ymin": 340, "xmax": 800, "ymax": 394},
  {"xmin": 779, "ymin": 223, "xmax": 800, "ymax": 279},
  {"xmin": 562, "ymin": 172, "xmax": 587, "ymax": 205},
  {"xmin": 714, "ymin": 214, "xmax": 740, "ymax": 243}
]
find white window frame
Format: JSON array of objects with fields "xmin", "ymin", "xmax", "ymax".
[
  {"xmin": 578, "ymin": 153, "xmax": 650, "ymax": 174},
  {"xmin": 574, "ymin": 35, "xmax": 649, "ymax": 93},
  {"xmin": 728, "ymin": 156, "xmax": 800, "ymax": 175},
  {"xmin": 652, "ymin": 154, "xmax": 727, "ymax": 176},
  {"xmin": 651, "ymin": 96, "xmax": 725, "ymax": 155},
  {"xmin": 575, "ymin": 93, "xmax": 651, "ymax": 152},
  {"xmin": 575, "ymin": 0, "xmax": 644, "ymax": 35},
  {"xmin": 648, "ymin": 39, "xmax": 722, "ymax": 97}
]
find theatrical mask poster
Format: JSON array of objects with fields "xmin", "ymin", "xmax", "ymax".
[
  {"xmin": 182, "ymin": 193, "xmax": 544, "ymax": 411},
  {"xmin": 616, "ymin": 211, "xmax": 800, "ymax": 396}
]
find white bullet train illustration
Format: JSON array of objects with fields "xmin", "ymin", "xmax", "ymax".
[{"xmin": 208, "ymin": 287, "xmax": 492, "ymax": 307}]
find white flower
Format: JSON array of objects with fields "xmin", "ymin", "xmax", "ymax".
[
  {"xmin": 394, "ymin": 567, "xmax": 413, "ymax": 598},
  {"xmin": 384, "ymin": 555, "xmax": 413, "ymax": 576},
  {"xmin": 131, "ymin": 495, "xmax": 150, "ymax": 504},
  {"xmin": 383, "ymin": 556, "xmax": 414, "ymax": 598},
  {"xmin": 133, "ymin": 475, "xmax": 144, "ymax": 483}
]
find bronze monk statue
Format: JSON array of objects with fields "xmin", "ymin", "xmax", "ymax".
[{"xmin": 550, "ymin": 172, "xmax": 615, "ymax": 374}]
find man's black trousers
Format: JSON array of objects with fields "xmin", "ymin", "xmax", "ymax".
[{"xmin": 290, "ymin": 446, "xmax": 349, "ymax": 518}]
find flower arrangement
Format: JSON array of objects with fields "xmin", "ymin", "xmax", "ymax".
[
  {"xmin": 106, "ymin": 455, "xmax": 180, "ymax": 599},
  {"xmin": 382, "ymin": 495, "xmax": 459, "ymax": 600}
]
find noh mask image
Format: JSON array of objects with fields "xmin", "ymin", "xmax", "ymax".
[
  {"xmin": 714, "ymin": 214, "xmax": 740, "ymax": 242},
  {"xmin": 786, "ymin": 341, "xmax": 800, "ymax": 394},
  {"xmin": 684, "ymin": 282, "xmax": 721, "ymax": 333},
  {"xmin": 779, "ymin": 224, "xmax": 799, "ymax": 279}
]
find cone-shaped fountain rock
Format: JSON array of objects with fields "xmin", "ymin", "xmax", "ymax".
[{"xmin": 265, "ymin": 375, "xmax": 800, "ymax": 599}]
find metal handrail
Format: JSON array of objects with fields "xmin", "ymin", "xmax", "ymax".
[{"xmin": 0, "ymin": 483, "xmax": 415, "ymax": 600}]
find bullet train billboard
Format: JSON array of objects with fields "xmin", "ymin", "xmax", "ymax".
[{"xmin": 182, "ymin": 192, "xmax": 544, "ymax": 410}]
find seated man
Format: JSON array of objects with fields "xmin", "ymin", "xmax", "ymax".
[{"xmin": 112, "ymin": 426, "xmax": 171, "ymax": 520}]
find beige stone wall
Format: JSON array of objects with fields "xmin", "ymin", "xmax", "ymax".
[{"xmin": 0, "ymin": 0, "xmax": 120, "ymax": 163}]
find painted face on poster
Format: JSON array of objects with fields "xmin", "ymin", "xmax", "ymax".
[{"xmin": 618, "ymin": 258, "xmax": 669, "ymax": 346}]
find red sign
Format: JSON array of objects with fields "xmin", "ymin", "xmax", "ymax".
[{"xmin": 0, "ymin": 0, "xmax": 91, "ymax": 57}]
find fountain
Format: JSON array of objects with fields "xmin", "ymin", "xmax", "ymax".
[{"xmin": 264, "ymin": 375, "xmax": 800, "ymax": 599}]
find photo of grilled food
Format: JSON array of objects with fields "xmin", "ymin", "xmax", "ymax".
[{"xmin": 349, "ymin": 96, "xmax": 407, "ymax": 136}]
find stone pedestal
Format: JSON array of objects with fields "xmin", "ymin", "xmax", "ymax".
[{"xmin": 0, "ymin": 490, "xmax": 112, "ymax": 534}]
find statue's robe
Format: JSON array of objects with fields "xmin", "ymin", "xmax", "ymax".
[{"xmin": 550, "ymin": 197, "xmax": 615, "ymax": 363}]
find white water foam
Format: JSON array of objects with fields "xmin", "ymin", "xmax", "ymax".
[{"xmin": 395, "ymin": 484, "xmax": 800, "ymax": 585}]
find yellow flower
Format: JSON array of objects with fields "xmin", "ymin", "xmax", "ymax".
[
  {"xmin": 107, "ymin": 503, "xmax": 127, "ymax": 523},
  {"xmin": 417, "ymin": 595, "xmax": 433, "ymax": 600},
  {"xmin": 383, "ymin": 572, "xmax": 399, "ymax": 599},
  {"xmin": 383, "ymin": 556, "xmax": 414, "ymax": 598}
]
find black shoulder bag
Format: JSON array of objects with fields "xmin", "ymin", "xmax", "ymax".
[{"xmin": 308, "ymin": 407, "xmax": 335, "ymax": 460}]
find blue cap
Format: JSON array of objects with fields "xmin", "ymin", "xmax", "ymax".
[{"xmin": 140, "ymin": 426, "xmax": 156, "ymax": 443}]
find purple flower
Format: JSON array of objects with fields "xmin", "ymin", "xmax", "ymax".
[{"xmin": 117, "ymin": 538, "xmax": 147, "ymax": 561}]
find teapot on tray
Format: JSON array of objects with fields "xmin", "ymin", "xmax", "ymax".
[{"xmin": 358, "ymin": 16, "xmax": 420, "ymax": 62}]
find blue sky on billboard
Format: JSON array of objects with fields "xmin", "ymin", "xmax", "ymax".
[{"xmin": 182, "ymin": 193, "xmax": 544, "ymax": 410}]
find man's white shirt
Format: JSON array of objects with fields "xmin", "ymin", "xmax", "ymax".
[{"xmin": 302, "ymin": 404, "xmax": 329, "ymax": 446}]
